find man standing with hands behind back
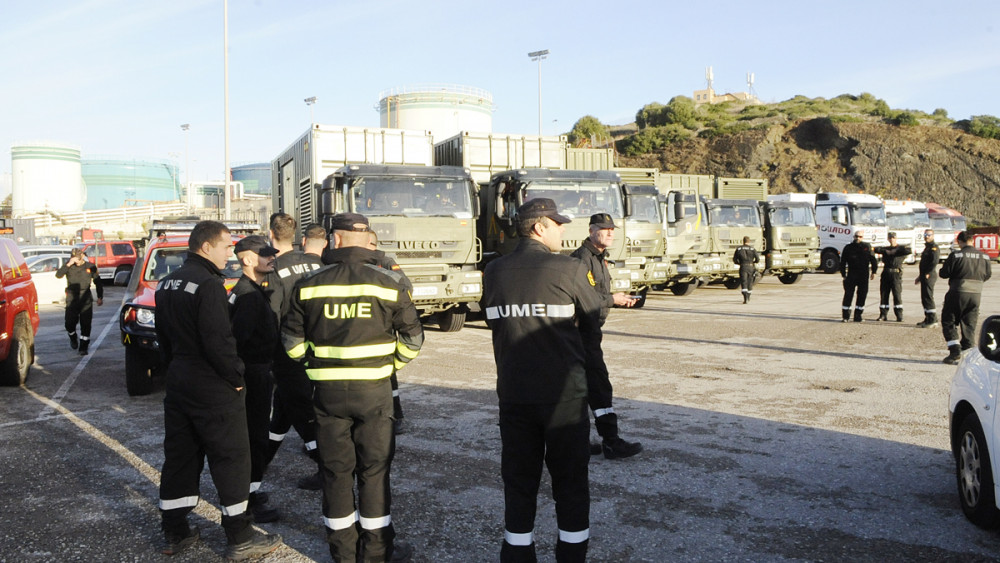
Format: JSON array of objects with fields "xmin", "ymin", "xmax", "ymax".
[
  {"xmin": 56, "ymin": 247, "xmax": 103, "ymax": 355},
  {"xmin": 915, "ymin": 229, "xmax": 940, "ymax": 328}
]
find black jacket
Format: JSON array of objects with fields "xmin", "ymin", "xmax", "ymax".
[
  {"xmin": 940, "ymin": 245, "xmax": 992, "ymax": 293},
  {"xmin": 840, "ymin": 241, "xmax": 878, "ymax": 278},
  {"xmin": 282, "ymin": 246, "xmax": 423, "ymax": 382},
  {"xmin": 324, "ymin": 247, "xmax": 412, "ymax": 290},
  {"xmin": 229, "ymin": 275, "xmax": 278, "ymax": 365},
  {"xmin": 874, "ymin": 244, "xmax": 911, "ymax": 275},
  {"xmin": 154, "ymin": 253, "xmax": 244, "ymax": 405},
  {"xmin": 919, "ymin": 242, "xmax": 940, "ymax": 279},
  {"xmin": 485, "ymin": 239, "xmax": 603, "ymax": 405},
  {"xmin": 733, "ymin": 245, "xmax": 760, "ymax": 271},
  {"xmin": 265, "ymin": 250, "xmax": 325, "ymax": 321},
  {"xmin": 56, "ymin": 261, "xmax": 103, "ymax": 299},
  {"xmin": 570, "ymin": 239, "xmax": 614, "ymax": 324}
]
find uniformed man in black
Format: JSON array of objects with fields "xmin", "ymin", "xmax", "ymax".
[
  {"xmin": 155, "ymin": 221, "xmax": 281, "ymax": 559},
  {"xmin": 265, "ymin": 215, "xmax": 326, "ymax": 490},
  {"xmin": 733, "ymin": 236, "xmax": 761, "ymax": 304},
  {"xmin": 485, "ymin": 198, "xmax": 603, "ymax": 563},
  {"xmin": 940, "ymin": 230, "xmax": 992, "ymax": 364},
  {"xmin": 55, "ymin": 248, "xmax": 103, "ymax": 355},
  {"xmin": 914, "ymin": 229, "xmax": 940, "ymax": 328},
  {"xmin": 229, "ymin": 235, "xmax": 281, "ymax": 523},
  {"xmin": 569, "ymin": 213, "xmax": 641, "ymax": 460},
  {"xmin": 283, "ymin": 212, "xmax": 422, "ymax": 563},
  {"xmin": 839, "ymin": 230, "xmax": 879, "ymax": 322},
  {"xmin": 874, "ymin": 232, "xmax": 912, "ymax": 321}
]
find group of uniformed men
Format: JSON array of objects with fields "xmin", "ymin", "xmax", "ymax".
[{"xmin": 839, "ymin": 228, "xmax": 991, "ymax": 364}]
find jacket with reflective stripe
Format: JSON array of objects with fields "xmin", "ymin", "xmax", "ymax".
[
  {"xmin": 940, "ymin": 245, "xmax": 992, "ymax": 293},
  {"xmin": 281, "ymin": 246, "xmax": 423, "ymax": 381}
]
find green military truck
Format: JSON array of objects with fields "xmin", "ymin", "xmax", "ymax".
[
  {"xmin": 621, "ymin": 184, "xmax": 669, "ymax": 305},
  {"xmin": 703, "ymin": 198, "xmax": 766, "ymax": 288},
  {"xmin": 761, "ymin": 195, "xmax": 821, "ymax": 284}
]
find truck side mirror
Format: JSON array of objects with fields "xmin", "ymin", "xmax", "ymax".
[
  {"xmin": 979, "ymin": 315, "xmax": 1000, "ymax": 362},
  {"xmin": 623, "ymin": 195, "xmax": 632, "ymax": 218}
]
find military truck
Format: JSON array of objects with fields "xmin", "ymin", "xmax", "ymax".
[
  {"xmin": 272, "ymin": 125, "xmax": 480, "ymax": 331},
  {"xmin": 761, "ymin": 195, "xmax": 821, "ymax": 284},
  {"xmin": 702, "ymin": 198, "xmax": 766, "ymax": 288},
  {"xmin": 621, "ymin": 184, "xmax": 669, "ymax": 305}
]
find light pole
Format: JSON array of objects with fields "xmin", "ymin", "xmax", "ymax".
[
  {"xmin": 304, "ymin": 96, "xmax": 317, "ymax": 123},
  {"xmin": 223, "ymin": 0, "xmax": 231, "ymax": 220},
  {"xmin": 180, "ymin": 124, "xmax": 191, "ymax": 208},
  {"xmin": 528, "ymin": 49, "xmax": 549, "ymax": 136}
]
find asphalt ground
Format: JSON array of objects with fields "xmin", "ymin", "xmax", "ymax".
[{"xmin": 2, "ymin": 270, "xmax": 999, "ymax": 562}]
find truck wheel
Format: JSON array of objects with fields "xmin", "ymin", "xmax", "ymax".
[
  {"xmin": 669, "ymin": 282, "xmax": 696, "ymax": 296},
  {"xmin": 114, "ymin": 265, "xmax": 133, "ymax": 286},
  {"xmin": 438, "ymin": 309, "xmax": 466, "ymax": 332},
  {"xmin": 821, "ymin": 249, "xmax": 840, "ymax": 274},
  {"xmin": 723, "ymin": 278, "xmax": 742, "ymax": 290},
  {"xmin": 778, "ymin": 272, "xmax": 802, "ymax": 285},
  {"xmin": 125, "ymin": 347, "xmax": 155, "ymax": 396},
  {"xmin": 0, "ymin": 316, "xmax": 33, "ymax": 386}
]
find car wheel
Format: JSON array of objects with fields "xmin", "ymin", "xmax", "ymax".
[
  {"xmin": 125, "ymin": 347, "xmax": 155, "ymax": 396},
  {"xmin": 821, "ymin": 249, "xmax": 840, "ymax": 274},
  {"xmin": 0, "ymin": 316, "xmax": 33, "ymax": 386},
  {"xmin": 669, "ymin": 282, "xmax": 696, "ymax": 296},
  {"xmin": 438, "ymin": 309, "xmax": 466, "ymax": 332},
  {"xmin": 957, "ymin": 414, "xmax": 1000, "ymax": 528},
  {"xmin": 778, "ymin": 272, "xmax": 802, "ymax": 285}
]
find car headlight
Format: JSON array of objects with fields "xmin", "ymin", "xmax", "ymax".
[{"xmin": 135, "ymin": 308, "xmax": 155, "ymax": 327}]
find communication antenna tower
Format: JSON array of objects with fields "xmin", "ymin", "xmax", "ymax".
[{"xmin": 706, "ymin": 66, "xmax": 714, "ymax": 90}]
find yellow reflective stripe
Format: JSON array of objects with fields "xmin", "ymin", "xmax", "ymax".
[
  {"xmin": 395, "ymin": 341, "xmax": 419, "ymax": 360},
  {"xmin": 313, "ymin": 342, "xmax": 396, "ymax": 359},
  {"xmin": 300, "ymin": 284, "xmax": 398, "ymax": 302},
  {"xmin": 393, "ymin": 358, "xmax": 406, "ymax": 370},
  {"xmin": 307, "ymin": 365, "xmax": 394, "ymax": 381},
  {"xmin": 287, "ymin": 342, "xmax": 308, "ymax": 359}
]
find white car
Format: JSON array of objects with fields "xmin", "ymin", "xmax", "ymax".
[
  {"xmin": 948, "ymin": 314, "xmax": 1000, "ymax": 528},
  {"xmin": 26, "ymin": 253, "xmax": 71, "ymax": 305}
]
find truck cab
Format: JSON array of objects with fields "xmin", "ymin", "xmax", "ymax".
[
  {"xmin": 621, "ymin": 184, "xmax": 668, "ymax": 304},
  {"xmin": 761, "ymin": 197, "xmax": 821, "ymax": 284},
  {"xmin": 882, "ymin": 200, "xmax": 919, "ymax": 264},
  {"xmin": 926, "ymin": 202, "xmax": 966, "ymax": 260},
  {"xmin": 703, "ymin": 198, "xmax": 765, "ymax": 288},
  {"xmin": 815, "ymin": 192, "xmax": 888, "ymax": 273},
  {"xmin": 657, "ymin": 190, "xmax": 715, "ymax": 296}
]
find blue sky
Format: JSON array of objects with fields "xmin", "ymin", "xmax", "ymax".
[{"xmin": 2, "ymin": 0, "xmax": 998, "ymax": 183}]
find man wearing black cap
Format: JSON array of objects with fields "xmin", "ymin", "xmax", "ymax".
[
  {"xmin": 485, "ymin": 198, "xmax": 603, "ymax": 563},
  {"xmin": 155, "ymin": 221, "xmax": 281, "ymax": 559},
  {"xmin": 570, "ymin": 213, "xmax": 642, "ymax": 461},
  {"xmin": 874, "ymin": 232, "xmax": 911, "ymax": 322},
  {"xmin": 230, "ymin": 235, "xmax": 281, "ymax": 523},
  {"xmin": 733, "ymin": 236, "xmax": 761, "ymax": 304},
  {"xmin": 840, "ymin": 230, "xmax": 878, "ymax": 322},
  {"xmin": 915, "ymin": 229, "xmax": 940, "ymax": 328},
  {"xmin": 283, "ymin": 212, "xmax": 422, "ymax": 563},
  {"xmin": 55, "ymin": 247, "xmax": 103, "ymax": 355},
  {"xmin": 940, "ymin": 230, "xmax": 992, "ymax": 364}
]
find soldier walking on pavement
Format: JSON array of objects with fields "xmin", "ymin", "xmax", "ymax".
[
  {"xmin": 486, "ymin": 199, "xmax": 604, "ymax": 562},
  {"xmin": 229, "ymin": 235, "xmax": 281, "ymax": 523},
  {"xmin": 915, "ymin": 229, "xmax": 940, "ymax": 328},
  {"xmin": 839, "ymin": 230, "xmax": 878, "ymax": 322},
  {"xmin": 155, "ymin": 221, "xmax": 281, "ymax": 559},
  {"xmin": 55, "ymin": 248, "xmax": 103, "ymax": 355},
  {"xmin": 264, "ymin": 215, "xmax": 326, "ymax": 491},
  {"xmin": 940, "ymin": 231, "xmax": 992, "ymax": 364},
  {"xmin": 874, "ymin": 232, "xmax": 912, "ymax": 322},
  {"xmin": 283, "ymin": 212, "xmax": 422, "ymax": 563},
  {"xmin": 733, "ymin": 236, "xmax": 760, "ymax": 304},
  {"xmin": 570, "ymin": 213, "xmax": 642, "ymax": 460}
]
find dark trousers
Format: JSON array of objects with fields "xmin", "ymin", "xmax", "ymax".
[
  {"xmin": 268, "ymin": 360, "xmax": 318, "ymax": 465},
  {"xmin": 739, "ymin": 266, "xmax": 756, "ymax": 294},
  {"xmin": 159, "ymin": 390, "xmax": 253, "ymax": 544},
  {"xmin": 313, "ymin": 378, "xmax": 396, "ymax": 563},
  {"xmin": 499, "ymin": 398, "xmax": 590, "ymax": 563},
  {"xmin": 920, "ymin": 275, "xmax": 937, "ymax": 317},
  {"xmin": 583, "ymin": 331, "xmax": 616, "ymax": 440},
  {"xmin": 942, "ymin": 291, "xmax": 982, "ymax": 350},
  {"xmin": 842, "ymin": 275, "xmax": 870, "ymax": 319},
  {"xmin": 64, "ymin": 290, "xmax": 93, "ymax": 337},
  {"xmin": 244, "ymin": 363, "xmax": 273, "ymax": 489},
  {"xmin": 879, "ymin": 272, "xmax": 904, "ymax": 318}
]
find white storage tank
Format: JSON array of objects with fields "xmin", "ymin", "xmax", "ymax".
[
  {"xmin": 378, "ymin": 84, "xmax": 494, "ymax": 141},
  {"xmin": 11, "ymin": 143, "xmax": 85, "ymax": 217}
]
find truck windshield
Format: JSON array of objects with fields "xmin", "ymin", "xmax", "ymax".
[
  {"xmin": 352, "ymin": 177, "xmax": 473, "ymax": 218},
  {"xmin": 886, "ymin": 212, "xmax": 915, "ymax": 230},
  {"xmin": 523, "ymin": 181, "xmax": 623, "ymax": 221},
  {"xmin": 849, "ymin": 205, "xmax": 886, "ymax": 227},
  {"xmin": 629, "ymin": 194, "xmax": 661, "ymax": 223},
  {"xmin": 930, "ymin": 216, "xmax": 953, "ymax": 231},
  {"xmin": 952, "ymin": 216, "xmax": 968, "ymax": 231},
  {"xmin": 912, "ymin": 209, "xmax": 930, "ymax": 228},
  {"xmin": 709, "ymin": 205, "xmax": 760, "ymax": 227},
  {"xmin": 768, "ymin": 206, "xmax": 814, "ymax": 227}
]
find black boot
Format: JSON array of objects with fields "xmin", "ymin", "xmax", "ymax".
[
  {"xmin": 854, "ymin": 309, "xmax": 865, "ymax": 323},
  {"xmin": 68, "ymin": 332, "xmax": 78, "ymax": 350},
  {"xmin": 78, "ymin": 338, "xmax": 89, "ymax": 356},
  {"xmin": 916, "ymin": 315, "xmax": 931, "ymax": 328},
  {"xmin": 742, "ymin": 292, "xmax": 748, "ymax": 304},
  {"xmin": 249, "ymin": 491, "xmax": 279, "ymax": 523},
  {"xmin": 895, "ymin": 312, "xmax": 903, "ymax": 323},
  {"xmin": 943, "ymin": 345, "xmax": 962, "ymax": 365},
  {"xmin": 602, "ymin": 437, "xmax": 643, "ymax": 460},
  {"xmin": 877, "ymin": 309, "xmax": 888, "ymax": 321}
]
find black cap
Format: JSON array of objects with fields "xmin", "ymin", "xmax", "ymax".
[
  {"xmin": 329, "ymin": 212, "xmax": 371, "ymax": 232},
  {"xmin": 234, "ymin": 235, "xmax": 279, "ymax": 257},
  {"xmin": 888, "ymin": 231, "xmax": 897, "ymax": 239},
  {"xmin": 516, "ymin": 198, "xmax": 571, "ymax": 224},
  {"xmin": 589, "ymin": 213, "xmax": 616, "ymax": 229}
]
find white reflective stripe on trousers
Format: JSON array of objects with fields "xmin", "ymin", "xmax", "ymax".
[
  {"xmin": 504, "ymin": 530, "xmax": 534, "ymax": 546},
  {"xmin": 559, "ymin": 528, "xmax": 590, "ymax": 543},
  {"xmin": 159, "ymin": 495, "xmax": 199, "ymax": 510},
  {"xmin": 594, "ymin": 407, "xmax": 614, "ymax": 418},
  {"xmin": 324, "ymin": 511, "xmax": 359, "ymax": 530},
  {"xmin": 220, "ymin": 500, "xmax": 248, "ymax": 516},
  {"xmin": 359, "ymin": 514, "xmax": 392, "ymax": 530}
]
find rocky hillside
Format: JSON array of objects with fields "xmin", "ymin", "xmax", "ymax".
[{"xmin": 618, "ymin": 118, "xmax": 1000, "ymax": 227}]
